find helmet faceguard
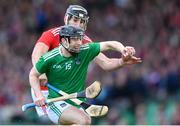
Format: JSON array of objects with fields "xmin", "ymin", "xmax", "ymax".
[
  {"xmin": 64, "ymin": 5, "xmax": 89, "ymax": 30},
  {"xmin": 60, "ymin": 25, "xmax": 84, "ymax": 54}
]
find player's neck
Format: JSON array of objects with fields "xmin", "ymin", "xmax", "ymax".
[{"xmin": 61, "ymin": 47, "xmax": 72, "ymax": 57}]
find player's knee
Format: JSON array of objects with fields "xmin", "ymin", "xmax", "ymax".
[
  {"xmin": 86, "ymin": 116, "xmax": 91, "ymax": 125},
  {"xmin": 59, "ymin": 116, "xmax": 91, "ymax": 125},
  {"xmin": 77, "ymin": 115, "xmax": 91, "ymax": 125}
]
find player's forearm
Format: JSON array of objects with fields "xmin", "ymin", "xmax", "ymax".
[
  {"xmin": 100, "ymin": 41, "xmax": 125, "ymax": 53},
  {"xmin": 29, "ymin": 68, "xmax": 43, "ymax": 97},
  {"xmin": 94, "ymin": 53, "xmax": 124, "ymax": 71},
  {"xmin": 106, "ymin": 58, "xmax": 125, "ymax": 70},
  {"xmin": 108, "ymin": 41, "xmax": 125, "ymax": 52},
  {"xmin": 96, "ymin": 58, "xmax": 125, "ymax": 71}
]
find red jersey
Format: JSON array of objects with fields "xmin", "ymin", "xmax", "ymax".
[
  {"xmin": 36, "ymin": 26, "xmax": 92, "ymax": 90},
  {"xmin": 37, "ymin": 26, "xmax": 92, "ymax": 51}
]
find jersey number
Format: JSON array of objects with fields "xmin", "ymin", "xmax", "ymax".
[{"xmin": 65, "ymin": 63, "xmax": 72, "ymax": 70}]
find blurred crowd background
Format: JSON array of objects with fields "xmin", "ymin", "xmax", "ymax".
[{"xmin": 0, "ymin": 0, "xmax": 180, "ymax": 125}]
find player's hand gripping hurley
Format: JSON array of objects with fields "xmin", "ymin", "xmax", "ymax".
[
  {"xmin": 22, "ymin": 81, "xmax": 108, "ymax": 117},
  {"xmin": 45, "ymin": 81, "xmax": 108, "ymax": 117}
]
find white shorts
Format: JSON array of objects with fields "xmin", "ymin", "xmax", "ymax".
[
  {"xmin": 31, "ymin": 88, "xmax": 49, "ymax": 116},
  {"xmin": 47, "ymin": 101, "xmax": 71, "ymax": 124}
]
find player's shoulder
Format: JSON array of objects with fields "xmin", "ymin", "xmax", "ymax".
[
  {"xmin": 80, "ymin": 42, "xmax": 97, "ymax": 51},
  {"xmin": 44, "ymin": 26, "xmax": 63, "ymax": 37},
  {"xmin": 80, "ymin": 44, "xmax": 90, "ymax": 51},
  {"xmin": 82, "ymin": 34, "xmax": 92, "ymax": 44},
  {"xmin": 42, "ymin": 47, "xmax": 60, "ymax": 61}
]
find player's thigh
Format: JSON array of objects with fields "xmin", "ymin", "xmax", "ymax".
[
  {"xmin": 60, "ymin": 106, "xmax": 91, "ymax": 125},
  {"xmin": 47, "ymin": 101, "xmax": 71, "ymax": 124}
]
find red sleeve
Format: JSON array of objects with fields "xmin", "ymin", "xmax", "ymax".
[
  {"xmin": 36, "ymin": 30, "xmax": 54, "ymax": 48},
  {"xmin": 37, "ymin": 29, "xmax": 92, "ymax": 49},
  {"xmin": 82, "ymin": 35, "xmax": 92, "ymax": 44}
]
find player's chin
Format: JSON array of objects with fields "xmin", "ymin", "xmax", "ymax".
[
  {"xmin": 70, "ymin": 49, "xmax": 80, "ymax": 54},
  {"xmin": 74, "ymin": 48, "xmax": 80, "ymax": 52},
  {"xmin": 75, "ymin": 50, "xmax": 80, "ymax": 53}
]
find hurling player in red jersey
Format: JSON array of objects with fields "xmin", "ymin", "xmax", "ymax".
[{"xmin": 31, "ymin": 5, "xmax": 139, "ymax": 118}]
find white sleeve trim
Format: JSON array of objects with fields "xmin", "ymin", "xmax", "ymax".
[{"xmin": 34, "ymin": 66, "xmax": 41, "ymax": 74}]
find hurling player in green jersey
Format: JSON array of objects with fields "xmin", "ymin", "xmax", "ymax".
[{"xmin": 29, "ymin": 25, "xmax": 142, "ymax": 125}]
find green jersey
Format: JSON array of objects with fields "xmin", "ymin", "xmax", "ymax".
[{"xmin": 35, "ymin": 42, "xmax": 100, "ymax": 105}]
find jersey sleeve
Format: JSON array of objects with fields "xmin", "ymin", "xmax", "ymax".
[
  {"xmin": 81, "ymin": 42, "xmax": 100, "ymax": 61},
  {"xmin": 36, "ymin": 31, "xmax": 54, "ymax": 48},
  {"xmin": 35, "ymin": 56, "xmax": 49, "ymax": 74}
]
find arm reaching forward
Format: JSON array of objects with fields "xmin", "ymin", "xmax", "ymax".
[
  {"xmin": 100, "ymin": 41, "xmax": 125, "ymax": 53},
  {"xmin": 92, "ymin": 41, "xmax": 141, "ymax": 70},
  {"xmin": 100, "ymin": 41, "xmax": 134, "ymax": 57}
]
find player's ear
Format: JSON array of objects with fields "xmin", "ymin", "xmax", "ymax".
[
  {"xmin": 64, "ymin": 15, "xmax": 68, "ymax": 25},
  {"xmin": 61, "ymin": 38, "xmax": 66, "ymax": 43},
  {"xmin": 61, "ymin": 38, "xmax": 69, "ymax": 48}
]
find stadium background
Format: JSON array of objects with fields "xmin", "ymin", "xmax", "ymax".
[{"xmin": 0, "ymin": 0, "xmax": 179, "ymax": 125}]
